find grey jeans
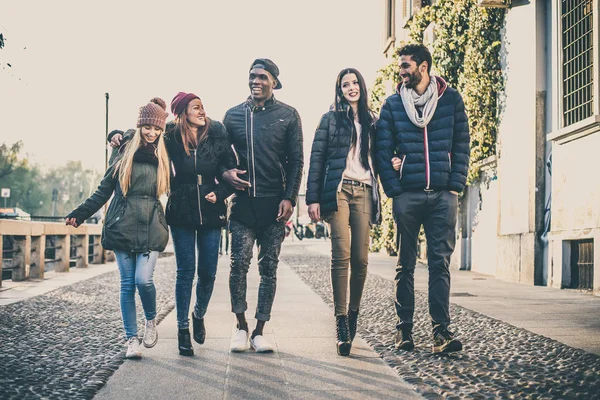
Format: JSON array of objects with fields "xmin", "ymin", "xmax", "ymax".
[
  {"xmin": 393, "ymin": 190, "xmax": 458, "ymax": 330},
  {"xmin": 229, "ymin": 219, "xmax": 286, "ymax": 321}
]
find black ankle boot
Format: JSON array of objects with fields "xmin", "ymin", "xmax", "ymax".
[
  {"xmin": 348, "ymin": 309, "xmax": 359, "ymax": 341},
  {"xmin": 192, "ymin": 314, "xmax": 206, "ymax": 345},
  {"xmin": 178, "ymin": 328, "xmax": 194, "ymax": 356},
  {"xmin": 335, "ymin": 315, "xmax": 352, "ymax": 356}
]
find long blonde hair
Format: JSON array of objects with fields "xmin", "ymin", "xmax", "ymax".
[{"xmin": 113, "ymin": 128, "xmax": 170, "ymax": 197}]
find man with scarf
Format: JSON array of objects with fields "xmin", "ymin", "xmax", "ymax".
[{"xmin": 375, "ymin": 44, "xmax": 470, "ymax": 354}]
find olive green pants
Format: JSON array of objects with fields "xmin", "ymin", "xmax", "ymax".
[{"xmin": 325, "ymin": 183, "xmax": 373, "ymax": 316}]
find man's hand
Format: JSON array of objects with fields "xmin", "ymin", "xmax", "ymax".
[
  {"xmin": 277, "ymin": 199, "xmax": 294, "ymax": 222},
  {"xmin": 205, "ymin": 192, "xmax": 217, "ymax": 203},
  {"xmin": 110, "ymin": 134, "xmax": 123, "ymax": 148},
  {"xmin": 65, "ymin": 217, "xmax": 79, "ymax": 228},
  {"xmin": 308, "ymin": 203, "xmax": 321, "ymax": 222},
  {"xmin": 391, "ymin": 157, "xmax": 402, "ymax": 171},
  {"xmin": 222, "ymin": 169, "xmax": 251, "ymax": 191},
  {"xmin": 449, "ymin": 190, "xmax": 458, "ymax": 196}
]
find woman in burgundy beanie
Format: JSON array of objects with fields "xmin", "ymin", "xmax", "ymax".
[{"xmin": 108, "ymin": 93, "xmax": 237, "ymax": 356}]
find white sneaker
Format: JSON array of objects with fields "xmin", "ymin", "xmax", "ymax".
[
  {"xmin": 143, "ymin": 319, "xmax": 158, "ymax": 348},
  {"xmin": 250, "ymin": 335, "xmax": 274, "ymax": 353},
  {"xmin": 230, "ymin": 328, "xmax": 250, "ymax": 352},
  {"xmin": 125, "ymin": 337, "xmax": 142, "ymax": 359}
]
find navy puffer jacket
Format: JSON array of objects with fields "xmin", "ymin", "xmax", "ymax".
[
  {"xmin": 375, "ymin": 77, "xmax": 470, "ymax": 198},
  {"xmin": 306, "ymin": 106, "xmax": 381, "ymax": 224}
]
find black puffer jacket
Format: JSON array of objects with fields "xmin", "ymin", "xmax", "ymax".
[
  {"xmin": 164, "ymin": 120, "xmax": 236, "ymax": 228},
  {"xmin": 306, "ymin": 106, "xmax": 381, "ymax": 224},
  {"xmin": 223, "ymin": 97, "xmax": 303, "ymax": 205}
]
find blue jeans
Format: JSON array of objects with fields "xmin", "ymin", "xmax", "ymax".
[
  {"xmin": 115, "ymin": 251, "xmax": 159, "ymax": 339},
  {"xmin": 172, "ymin": 226, "xmax": 221, "ymax": 329}
]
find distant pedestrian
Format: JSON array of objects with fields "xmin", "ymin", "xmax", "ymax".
[
  {"xmin": 67, "ymin": 98, "xmax": 171, "ymax": 359},
  {"xmin": 375, "ymin": 44, "xmax": 470, "ymax": 354},
  {"xmin": 306, "ymin": 68, "xmax": 381, "ymax": 356},
  {"xmin": 221, "ymin": 58, "xmax": 304, "ymax": 353},
  {"xmin": 108, "ymin": 92, "xmax": 236, "ymax": 357}
]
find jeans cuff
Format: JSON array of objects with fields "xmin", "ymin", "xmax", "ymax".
[
  {"xmin": 145, "ymin": 312, "xmax": 157, "ymax": 321},
  {"xmin": 255, "ymin": 311, "xmax": 271, "ymax": 322},
  {"xmin": 231, "ymin": 303, "xmax": 247, "ymax": 314}
]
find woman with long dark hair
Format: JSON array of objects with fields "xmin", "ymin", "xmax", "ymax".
[{"xmin": 306, "ymin": 68, "xmax": 381, "ymax": 356}]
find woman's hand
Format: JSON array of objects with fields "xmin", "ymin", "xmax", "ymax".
[
  {"xmin": 110, "ymin": 134, "xmax": 123, "ymax": 148},
  {"xmin": 65, "ymin": 217, "xmax": 79, "ymax": 228},
  {"xmin": 205, "ymin": 192, "xmax": 217, "ymax": 203},
  {"xmin": 391, "ymin": 157, "xmax": 402, "ymax": 171},
  {"xmin": 308, "ymin": 203, "xmax": 321, "ymax": 222}
]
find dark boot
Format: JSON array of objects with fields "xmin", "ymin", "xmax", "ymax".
[
  {"xmin": 192, "ymin": 313, "xmax": 206, "ymax": 345},
  {"xmin": 348, "ymin": 309, "xmax": 359, "ymax": 341},
  {"xmin": 178, "ymin": 328, "xmax": 194, "ymax": 356},
  {"xmin": 432, "ymin": 324, "xmax": 462, "ymax": 354},
  {"xmin": 394, "ymin": 326, "xmax": 414, "ymax": 351},
  {"xmin": 335, "ymin": 315, "xmax": 352, "ymax": 356}
]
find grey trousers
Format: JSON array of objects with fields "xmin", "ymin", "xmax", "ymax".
[
  {"xmin": 392, "ymin": 190, "xmax": 458, "ymax": 330},
  {"xmin": 229, "ymin": 219, "xmax": 286, "ymax": 321}
]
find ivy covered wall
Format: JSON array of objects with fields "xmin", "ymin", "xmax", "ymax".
[{"xmin": 369, "ymin": 0, "xmax": 506, "ymax": 254}]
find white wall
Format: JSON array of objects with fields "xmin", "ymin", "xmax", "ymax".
[{"xmin": 497, "ymin": 3, "xmax": 537, "ymax": 236}]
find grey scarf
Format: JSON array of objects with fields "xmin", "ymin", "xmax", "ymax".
[{"xmin": 400, "ymin": 75, "xmax": 439, "ymax": 128}]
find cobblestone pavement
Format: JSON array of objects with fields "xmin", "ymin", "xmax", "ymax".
[
  {"xmin": 0, "ymin": 257, "xmax": 176, "ymax": 400},
  {"xmin": 281, "ymin": 247, "xmax": 600, "ymax": 400}
]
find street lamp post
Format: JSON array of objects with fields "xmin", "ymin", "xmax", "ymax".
[{"xmin": 105, "ymin": 93, "xmax": 110, "ymax": 171}]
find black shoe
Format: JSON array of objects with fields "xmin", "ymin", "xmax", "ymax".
[
  {"xmin": 192, "ymin": 314, "xmax": 206, "ymax": 345},
  {"xmin": 394, "ymin": 328, "xmax": 414, "ymax": 351},
  {"xmin": 335, "ymin": 315, "xmax": 352, "ymax": 356},
  {"xmin": 432, "ymin": 324, "xmax": 462, "ymax": 354},
  {"xmin": 178, "ymin": 329, "xmax": 194, "ymax": 356},
  {"xmin": 348, "ymin": 309, "xmax": 359, "ymax": 341}
]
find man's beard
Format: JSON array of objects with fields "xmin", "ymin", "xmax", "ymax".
[{"xmin": 403, "ymin": 70, "xmax": 422, "ymax": 89}]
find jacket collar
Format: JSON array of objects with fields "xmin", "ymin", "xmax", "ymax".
[{"xmin": 246, "ymin": 95, "xmax": 277, "ymax": 110}]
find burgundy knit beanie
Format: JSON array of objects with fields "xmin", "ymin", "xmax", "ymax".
[
  {"xmin": 137, "ymin": 97, "xmax": 168, "ymax": 131},
  {"xmin": 171, "ymin": 92, "xmax": 200, "ymax": 117}
]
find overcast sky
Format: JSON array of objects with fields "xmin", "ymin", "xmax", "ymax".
[{"xmin": 0, "ymin": 0, "xmax": 386, "ymax": 173}]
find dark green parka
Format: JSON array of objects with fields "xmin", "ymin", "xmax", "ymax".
[{"xmin": 67, "ymin": 147, "xmax": 169, "ymax": 253}]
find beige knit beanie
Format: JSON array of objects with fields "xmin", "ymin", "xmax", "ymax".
[{"xmin": 137, "ymin": 97, "xmax": 168, "ymax": 131}]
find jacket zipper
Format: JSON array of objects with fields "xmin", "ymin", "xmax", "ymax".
[
  {"xmin": 251, "ymin": 110, "xmax": 257, "ymax": 197},
  {"xmin": 193, "ymin": 149, "xmax": 203, "ymax": 225},
  {"xmin": 399, "ymin": 155, "xmax": 406, "ymax": 180},
  {"xmin": 323, "ymin": 164, "xmax": 330, "ymax": 187},
  {"xmin": 424, "ymin": 126, "xmax": 431, "ymax": 189},
  {"xmin": 448, "ymin": 152, "xmax": 452, "ymax": 170}
]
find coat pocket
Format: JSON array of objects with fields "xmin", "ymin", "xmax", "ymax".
[{"xmin": 105, "ymin": 199, "xmax": 126, "ymax": 229}]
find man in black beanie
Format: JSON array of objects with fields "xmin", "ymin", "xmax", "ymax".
[{"xmin": 222, "ymin": 58, "xmax": 303, "ymax": 353}]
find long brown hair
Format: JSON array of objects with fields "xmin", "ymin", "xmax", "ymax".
[
  {"xmin": 113, "ymin": 128, "xmax": 170, "ymax": 197},
  {"xmin": 176, "ymin": 107, "xmax": 211, "ymax": 155}
]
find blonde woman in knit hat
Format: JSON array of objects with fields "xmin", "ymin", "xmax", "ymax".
[
  {"xmin": 108, "ymin": 92, "xmax": 237, "ymax": 357},
  {"xmin": 66, "ymin": 98, "xmax": 171, "ymax": 359}
]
